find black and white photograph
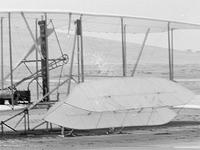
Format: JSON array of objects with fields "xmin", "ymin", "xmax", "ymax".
[{"xmin": 0, "ymin": 0, "xmax": 200, "ymax": 149}]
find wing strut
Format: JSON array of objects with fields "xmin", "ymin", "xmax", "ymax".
[
  {"xmin": 121, "ymin": 18, "xmax": 127, "ymax": 76},
  {"xmin": 1, "ymin": 17, "xmax": 4, "ymax": 90}
]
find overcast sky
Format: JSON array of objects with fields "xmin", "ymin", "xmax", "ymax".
[
  {"xmin": 1, "ymin": 0, "xmax": 200, "ymax": 50},
  {"xmin": 1, "ymin": 0, "xmax": 200, "ymax": 24}
]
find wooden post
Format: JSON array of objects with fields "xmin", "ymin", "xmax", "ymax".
[
  {"xmin": 45, "ymin": 13, "xmax": 50, "ymax": 97},
  {"xmin": 79, "ymin": 18, "xmax": 84, "ymax": 82},
  {"xmin": 35, "ymin": 19, "xmax": 39, "ymax": 100},
  {"xmin": 24, "ymin": 112, "xmax": 27, "ymax": 133},
  {"xmin": 77, "ymin": 34, "xmax": 80, "ymax": 83},
  {"xmin": 38, "ymin": 19, "xmax": 49, "ymax": 102},
  {"xmin": 124, "ymin": 24, "xmax": 127, "ymax": 74},
  {"xmin": 8, "ymin": 12, "xmax": 14, "ymax": 108},
  {"xmin": 68, "ymin": 13, "xmax": 72, "ymax": 35},
  {"xmin": 26, "ymin": 109, "xmax": 30, "ymax": 131},
  {"xmin": 1, "ymin": 17, "xmax": 4, "ymax": 90},
  {"xmin": 171, "ymin": 28, "xmax": 174, "ymax": 80},
  {"xmin": 121, "ymin": 18, "xmax": 127, "ymax": 76},
  {"xmin": 167, "ymin": 22, "xmax": 172, "ymax": 80}
]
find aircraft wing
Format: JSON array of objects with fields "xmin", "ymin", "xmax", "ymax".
[{"xmin": 175, "ymin": 95, "xmax": 200, "ymax": 109}]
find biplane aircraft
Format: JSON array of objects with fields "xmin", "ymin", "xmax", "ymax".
[{"xmin": 0, "ymin": 11, "xmax": 200, "ymax": 132}]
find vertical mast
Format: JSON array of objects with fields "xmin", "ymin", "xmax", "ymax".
[
  {"xmin": 167, "ymin": 22, "xmax": 172, "ymax": 80},
  {"xmin": 38, "ymin": 18, "xmax": 49, "ymax": 102},
  {"xmin": 8, "ymin": 13, "xmax": 14, "ymax": 107},
  {"xmin": 171, "ymin": 28, "xmax": 174, "ymax": 80},
  {"xmin": 35, "ymin": 19, "xmax": 39, "ymax": 100},
  {"xmin": 1, "ymin": 17, "xmax": 4, "ymax": 90},
  {"xmin": 77, "ymin": 31, "xmax": 80, "ymax": 83},
  {"xmin": 124, "ymin": 24, "xmax": 127, "ymax": 73},
  {"xmin": 121, "ymin": 18, "xmax": 127, "ymax": 76},
  {"xmin": 45, "ymin": 13, "xmax": 50, "ymax": 91},
  {"xmin": 79, "ymin": 17, "xmax": 84, "ymax": 82}
]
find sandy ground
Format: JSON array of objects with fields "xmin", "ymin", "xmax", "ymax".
[
  {"xmin": 0, "ymin": 108, "xmax": 200, "ymax": 150},
  {"xmin": 0, "ymin": 121, "xmax": 200, "ymax": 150},
  {"xmin": 1, "ymin": 128, "xmax": 200, "ymax": 150}
]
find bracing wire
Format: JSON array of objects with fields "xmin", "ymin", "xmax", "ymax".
[
  {"xmin": 49, "ymin": 19, "xmax": 64, "ymax": 56},
  {"xmin": 48, "ymin": 18, "xmax": 72, "ymax": 98},
  {"xmin": 131, "ymin": 28, "xmax": 150, "ymax": 77}
]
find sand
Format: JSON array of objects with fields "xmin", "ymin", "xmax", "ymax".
[
  {"xmin": 0, "ymin": 107, "xmax": 200, "ymax": 150},
  {"xmin": 0, "ymin": 121, "xmax": 200, "ymax": 150}
]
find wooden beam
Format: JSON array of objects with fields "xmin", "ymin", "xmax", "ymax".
[
  {"xmin": 1, "ymin": 17, "xmax": 4, "ymax": 90},
  {"xmin": 77, "ymin": 34, "xmax": 80, "ymax": 83},
  {"xmin": 35, "ymin": 18, "xmax": 39, "ymax": 100},
  {"xmin": 8, "ymin": 12, "xmax": 14, "ymax": 108},
  {"xmin": 79, "ymin": 17, "xmax": 84, "ymax": 82},
  {"xmin": 121, "ymin": 18, "xmax": 127, "ymax": 76},
  {"xmin": 168, "ymin": 22, "xmax": 172, "ymax": 80},
  {"xmin": 171, "ymin": 28, "xmax": 174, "ymax": 80}
]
